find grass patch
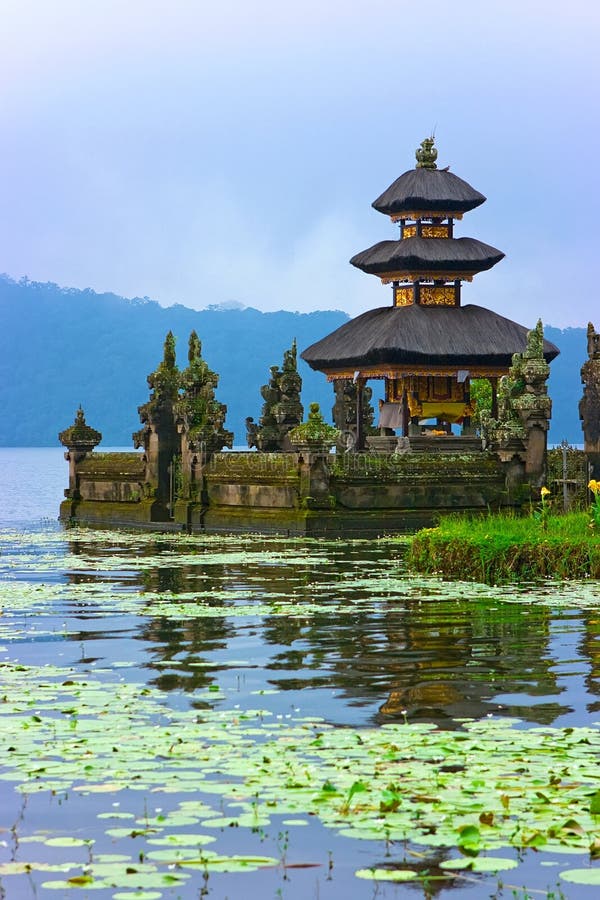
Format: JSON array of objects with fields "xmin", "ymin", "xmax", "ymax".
[{"xmin": 408, "ymin": 511, "xmax": 600, "ymax": 583}]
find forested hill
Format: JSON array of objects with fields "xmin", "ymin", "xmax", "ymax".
[
  {"xmin": 0, "ymin": 275, "xmax": 346, "ymax": 446},
  {"xmin": 0, "ymin": 274, "xmax": 589, "ymax": 446}
]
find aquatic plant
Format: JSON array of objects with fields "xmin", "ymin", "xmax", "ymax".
[
  {"xmin": 408, "ymin": 511, "xmax": 600, "ymax": 582},
  {"xmin": 2, "ymin": 527, "xmax": 600, "ymax": 896},
  {"xmin": 532, "ymin": 485, "xmax": 552, "ymax": 531},
  {"xmin": 589, "ymin": 479, "xmax": 600, "ymax": 528},
  {"xmin": 1, "ymin": 659, "xmax": 600, "ymax": 893}
]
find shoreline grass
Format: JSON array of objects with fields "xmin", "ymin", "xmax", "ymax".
[{"xmin": 407, "ymin": 511, "xmax": 600, "ymax": 584}]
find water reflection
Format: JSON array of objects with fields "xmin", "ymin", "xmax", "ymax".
[{"xmin": 55, "ymin": 534, "xmax": 592, "ymax": 729}]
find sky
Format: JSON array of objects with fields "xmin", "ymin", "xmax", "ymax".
[{"xmin": 0, "ymin": 0, "xmax": 598, "ymax": 327}]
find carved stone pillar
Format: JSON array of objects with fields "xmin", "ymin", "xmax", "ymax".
[
  {"xmin": 580, "ymin": 322, "xmax": 600, "ymax": 480},
  {"xmin": 133, "ymin": 332, "xmax": 181, "ymax": 517},
  {"xmin": 58, "ymin": 406, "xmax": 102, "ymax": 499},
  {"xmin": 332, "ymin": 378, "xmax": 375, "ymax": 452}
]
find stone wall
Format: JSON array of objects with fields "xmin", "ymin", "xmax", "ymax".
[{"xmin": 60, "ymin": 448, "xmax": 518, "ymax": 536}]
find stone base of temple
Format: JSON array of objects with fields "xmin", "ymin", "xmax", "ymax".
[
  {"xmin": 197, "ymin": 507, "xmax": 461, "ymax": 537},
  {"xmin": 58, "ymin": 449, "xmax": 526, "ymax": 537},
  {"xmin": 59, "ymin": 498, "xmax": 183, "ymax": 531}
]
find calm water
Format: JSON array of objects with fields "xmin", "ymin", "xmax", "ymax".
[{"xmin": 0, "ymin": 449, "xmax": 599, "ymax": 899}]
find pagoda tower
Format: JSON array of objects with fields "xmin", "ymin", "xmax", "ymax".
[{"xmin": 302, "ymin": 137, "xmax": 559, "ymax": 450}]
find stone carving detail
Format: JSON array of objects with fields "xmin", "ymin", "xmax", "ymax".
[
  {"xmin": 580, "ymin": 321, "xmax": 600, "ymax": 478},
  {"xmin": 246, "ymin": 340, "xmax": 303, "ymax": 451},
  {"xmin": 482, "ymin": 320, "xmax": 552, "ymax": 493},
  {"xmin": 415, "ymin": 136, "xmax": 438, "ymax": 169},
  {"xmin": 59, "ymin": 406, "xmax": 103, "ymax": 500},
  {"xmin": 332, "ymin": 379, "xmax": 375, "ymax": 452},
  {"xmin": 132, "ymin": 331, "xmax": 232, "ymax": 510},
  {"xmin": 484, "ymin": 320, "xmax": 552, "ymax": 492},
  {"xmin": 134, "ymin": 331, "xmax": 179, "ymax": 448},
  {"xmin": 178, "ymin": 330, "xmax": 233, "ymax": 454},
  {"xmin": 59, "ymin": 406, "xmax": 102, "ymax": 452}
]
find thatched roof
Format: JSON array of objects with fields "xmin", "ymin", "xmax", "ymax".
[
  {"xmin": 350, "ymin": 237, "xmax": 504, "ymax": 277},
  {"xmin": 301, "ymin": 305, "xmax": 560, "ymax": 371},
  {"xmin": 372, "ymin": 168, "xmax": 486, "ymax": 217}
]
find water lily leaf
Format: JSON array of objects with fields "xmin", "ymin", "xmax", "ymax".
[
  {"xmin": 439, "ymin": 858, "xmax": 473, "ymax": 870},
  {"xmin": 100, "ymin": 872, "xmax": 189, "ymax": 888},
  {"xmin": 0, "ymin": 862, "xmax": 35, "ymax": 875},
  {"xmin": 355, "ymin": 867, "xmax": 418, "ymax": 881},
  {"xmin": 179, "ymin": 855, "xmax": 278, "ymax": 872},
  {"xmin": 97, "ymin": 812, "xmax": 135, "ymax": 820},
  {"xmin": 442, "ymin": 856, "xmax": 519, "ymax": 872},
  {"xmin": 457, "ymin": 825, "xmax": 481, "ymax": 848},
  {"xmin": 44, "ymin": 837, "xmax": 91, "ymax": 847},
  {"xmin": 145, "ymin": 849, "xmax": 218, "ymax": 862},
  {"xmin": 560, "ymin": 868, "xmax": 600, "ymax": 884},
  {"xmin": 146, "ymin": 833, "xmax": 216, "ymax": 847}
]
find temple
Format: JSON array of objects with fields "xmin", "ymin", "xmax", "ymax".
[
  {"xmin": 59, "ymin": 139, "xmax": 562, "ymax": 535},
  {"xmin": 302, "ymin": 137, "xmax": 559, "ymax": 451}
]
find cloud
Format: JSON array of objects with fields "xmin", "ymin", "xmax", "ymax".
[{"xmin": 0, "ymin": 0, "xmax": 598, "ymax": 327}]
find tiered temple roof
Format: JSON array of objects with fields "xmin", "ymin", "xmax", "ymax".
[
  {"xmin": 302, "ymin": 137, "xmax": 559, "ymax": 379},
  {"xmin": 371, "ymin": 166, "xmax": 486, "ymax": 217}
]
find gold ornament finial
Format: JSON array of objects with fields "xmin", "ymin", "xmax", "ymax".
[{"xmin": 415, "ymin": 136, "xmax": 438, "ymax": 169}]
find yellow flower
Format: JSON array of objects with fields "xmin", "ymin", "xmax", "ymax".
[
  {"xmin": 540, "ymin": 486, "xmax": 551, "ymax": 498},
  {"xmin": 589, "ymin": 479, "xmax": 600, "ymax": 494}
]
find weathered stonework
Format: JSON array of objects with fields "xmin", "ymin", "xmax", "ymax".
[
  {"xmin": 59, "ymin": 334, "xmax": 541, "ymax": 536},
  {"xmin": 580, "ymin": 322, "xmax": 600, "ymax": 479},
  {"xmin": 484, "ymin": 320, "xmax": 552, "ymax": 496},
  {"xmin": 246, "ymin": 341, "xmax": 303, "ymax": 451},
  {"xmin": 332, "ymin": 379, "xmax": 375, "ymax": 452},
  {"xmin": 59, "ymin": 406, "xmax": 103, "ymax": 500}
]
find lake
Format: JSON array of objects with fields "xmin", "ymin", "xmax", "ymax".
[{"xmin": 0, "ymin": 448, "xmax": 599, "ymax": 898}]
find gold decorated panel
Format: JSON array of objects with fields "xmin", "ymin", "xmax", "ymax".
[
  {"xmin": 419, "ymin": 285, "xmax": 457, "ymax": 306},
  {"xmin": 394, "ymin": 286, "xmax": 414, "ymax": 307},
  {"xmin": 401, "ymin": 225, "xmax": 417, "ymax": 239},
  {"xmin": 421, "ymin": 225, "xmax": 450, "ymax": 238}
]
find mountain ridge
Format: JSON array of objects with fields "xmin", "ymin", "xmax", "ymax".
[{"xmin": 0, "ymin": 274, "xmax": 588, "ymax": 447}]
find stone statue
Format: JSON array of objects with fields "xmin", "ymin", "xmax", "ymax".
[
  {"xmin": 415, "ymin": 136, "xmax": 438, "ymax": 169},
  {"xmin": 247, "ymin": 340, "xmax": 303, "ymax": 451},
  {"xmin": 486, "ymin": 320, "xmax": 552, "ymax": 493}
]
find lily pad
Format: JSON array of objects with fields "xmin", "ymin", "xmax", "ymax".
[
  {"xmin": 355, "ymin": 867, "xmax": 418, "ymax": 881},
  {"xmin": 560, "ymin": 868, "xmax": 600, "ymax": 885}
]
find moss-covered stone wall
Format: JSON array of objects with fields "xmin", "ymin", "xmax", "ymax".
[{"xmin": 60, "ymin": 449, "xmax": 517, "ymax": 536}]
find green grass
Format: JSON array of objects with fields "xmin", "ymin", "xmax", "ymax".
[{"xmin": 408, "ymin": 511, "xmax": 600, "ymax": 583}]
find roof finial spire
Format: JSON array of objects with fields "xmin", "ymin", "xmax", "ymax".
[{"xmin": 415, "ymin": 136, "xmax": 438, "ymax": 169}]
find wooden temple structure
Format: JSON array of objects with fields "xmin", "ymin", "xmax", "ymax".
[
  {"xmin": 59, "ymin": 139, "xmax": 568, "ymax": 536},
  {"xmin": 302, "ymin": 137, "xmax": 559, "ymax": 452}
]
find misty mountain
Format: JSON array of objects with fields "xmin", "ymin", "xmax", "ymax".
[{"xmin": 0, "ymin": 274, "xmax": 589, "ymax": 447}]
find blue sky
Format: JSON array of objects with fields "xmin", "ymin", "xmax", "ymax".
[{"xmin": 0, "ymin": 0, "xmax": 598, "ymax": 326}]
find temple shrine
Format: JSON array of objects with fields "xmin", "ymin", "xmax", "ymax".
[
  {"xmin": 59, "ymin": 139, "xmax": 566, "ymax": 535},
  {"xmin": 302, "ymin": 137, "xmax": 559, "ymax": 451}
]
